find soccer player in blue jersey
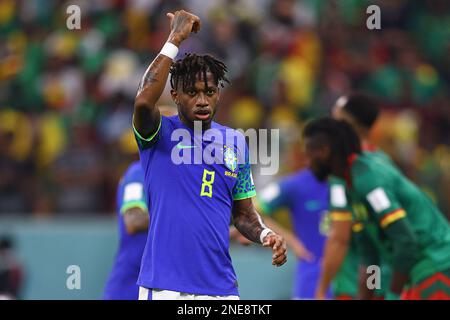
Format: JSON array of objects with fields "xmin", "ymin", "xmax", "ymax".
[
  {"xmin": 258, "ymin": 171, "xmax": 330, "ymax": 299},
  {"xmin": 103, "ymin": 161, "xmax": 149, "ymax": 300},
  {"xmin": 132, "ymin": 10, "xmax": 287, "ymax": 300}
]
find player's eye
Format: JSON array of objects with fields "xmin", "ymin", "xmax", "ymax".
[
  {"xmin": 186, "ymin": 90, "xmax": 196, "ymax": 96},
  {"xmin": 206, "ymin": 88, "xmax": 216, "ymax": 96}
]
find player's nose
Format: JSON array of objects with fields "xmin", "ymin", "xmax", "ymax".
[{"xmin": 196, "ymin": 92, "xmax": 208, "ymax": 107}]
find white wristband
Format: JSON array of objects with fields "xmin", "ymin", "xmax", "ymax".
[
  {"xmin": 160, "ymin": 42, "xmax": 179, "ymax": 60},
  {"xmin": 260, "ymin": 228, "xmax": 274, "ymax": 244}
]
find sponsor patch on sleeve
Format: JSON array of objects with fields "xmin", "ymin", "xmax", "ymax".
[
  {"xmin": 124, "ymin": 183, "xmax": 144, "ymax": 202},
  {"xmin": 366, "ymin": 187, "xmax": 391, "ymax": 213},
  {"xmin": 330, "ymin": 184, "xmax": 347, "ymax": 208}
]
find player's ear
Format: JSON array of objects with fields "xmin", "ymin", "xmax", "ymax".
[{"xmin": 170, "ymin": 89, "xmax": 179, "ymax": 105}]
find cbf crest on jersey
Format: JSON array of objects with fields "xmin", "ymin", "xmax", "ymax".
[{"xmin": 223, "ymin": 146, "xmax": 238, "ymax": 172}]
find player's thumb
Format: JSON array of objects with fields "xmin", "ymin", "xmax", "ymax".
[
  {"xmin": 166, "ymin": 12, "xmax": 174, "ymax": 21},
  {"xmin": 262, "ymin": 236, "xmax": 273, "ymax": 247}
]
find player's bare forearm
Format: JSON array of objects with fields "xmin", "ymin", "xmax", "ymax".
[
  {"xmin": 124, "ymin": 208, "xmax": 149, "ymax": 234},
  {"xmin": 232, "ymin": 198, "xmax": 266, "ymax": 244},
  {"xmin": 133, "ymin": 54, "xmax": 171, "ymax": 138},
  {"xmin": 317, "ymin": 238, "xmax": 349, "ymax": 297},
  {"xmin": 316, "ymin": 220, "xmax": 352, "ymax": 298},
  {"xmin": 233, "ymin": 198, "xmax": 288, "ymax": 266},
  {"xmin": 133, "ymin": 10, "xmax": 201, "ymax": 138},
  {"xmin": 233, "ymin": 198, "xmax": 288, "ymax": 267},
  {"xmin": 229, "ymin": 226, "xmax": 252, "ymax": 245}
]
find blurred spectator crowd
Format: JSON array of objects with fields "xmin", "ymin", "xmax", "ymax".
[{"xmin": 0, "ymin": 0, "xmax": 449, "ymax": 217}]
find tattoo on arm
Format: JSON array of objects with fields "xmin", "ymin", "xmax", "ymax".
[
  {"xmin": 134, "ymin": 54, "xmax": 172, "ymax": 136},
  {"xmin": 233, "ymin": 199, "xmax": 266, "ymax": 243},
  {"xmin": 137, "ymin": 71, "xmax": 159, "ymax": 96},
  {"xmin": 136, "ymin": 55, "xmax": 165, "ymax": 97}
]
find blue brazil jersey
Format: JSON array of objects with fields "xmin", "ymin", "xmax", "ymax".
[
  {"xmin": 134, "ymin": 115, "xmax": 256, "ymax": 296},
  {"xmin": 103, "ymin": 161, "xmax": 148, "ymax": 300},
  {"xmin": 258, "ymin": 169, "xmax": 331, "ymax": 299}
]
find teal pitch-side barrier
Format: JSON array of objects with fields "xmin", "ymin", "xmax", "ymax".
[{"xmin": 0, "ymin": 217, "xmax": 295, "ymax": 300}]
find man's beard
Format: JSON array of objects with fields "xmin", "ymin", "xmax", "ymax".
[{"xmin": 312, "ymin": 163, "xmax": 331, "ymax": 181}]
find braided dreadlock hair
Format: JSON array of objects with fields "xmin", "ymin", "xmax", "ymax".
[
  {"xmin": 169, "ymin": 53, "xmax": 230, "ymax": 91},
  {"xmin": 304, "ymin": 117, "xmax": 361, "ymax": 166}
]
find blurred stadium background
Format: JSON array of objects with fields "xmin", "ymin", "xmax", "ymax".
[{"xmin": 0, "ymin": 0, "xmax": 449, "ymax": 299}]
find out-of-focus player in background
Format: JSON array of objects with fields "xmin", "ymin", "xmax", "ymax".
[
  {"xmin": 103, "ymin": 160, "xmax": 148, "ymax": 300},
  {"xmin": 325, "ymin": 93, "xmax": 392, "ymax": 300},
  {"xmin": 257, "ymin": 169, "xmax": 330, "ymax": 299},
  {"xmin": 257, "ymin": 93, "xmax": 388, "ymax": 300},
  {"xmin": 332, "ymin": 93, "xmax": 391, "ymax": 162},
  {"xmin": 305, "ymin": 118, "xmax": 450, "ymax": 300},
  {"xmin": 132, "ymin": 10, "xmax": 286, "ymax": 300}
]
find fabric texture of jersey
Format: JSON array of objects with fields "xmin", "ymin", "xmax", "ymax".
[
  {"xmin": 134, "ymin": 115, "xmax": 256, "ymax": 296},
  {"xmin": 328, "ymin": 149, "xmax": 394, "ymax": 298},
  {"xmin": 258, "ymin": 169, "xmax": 331, "ymax": 299},
  {"xmin": 103, "ymin": 161, "xmax": 148, "ymax": 300},
  {"xmin": 350, "ymin": 152, "xmax": 450, "ymax": 284}
]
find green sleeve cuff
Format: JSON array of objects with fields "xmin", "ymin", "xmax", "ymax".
[
  {"xmin": 233, "ymin": 190, "xmax": 257, "ymax": 201},
  {"xmin": 133, "ymin": 116, "xmax": 162, "ymax": 149},
  {"xmin": 120, "ymin": 201, "xmax": 148, "ymax": 215}
]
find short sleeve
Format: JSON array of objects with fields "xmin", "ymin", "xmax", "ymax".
[
  {"xmin": 133, "ymin": 115, "xmax": 162, "ymax": 150},
  {"xmin": 257, "ymin": 178, "xmax": 292, "ymax": 215},
  {"xmin": 119, "ymin": 165, "xmax": 148, "ymax": 214},
  {"xmin": 328, "ymin": 176, "xmax": 353, "ymax": 222},
  {"xmin": 120, "ymin": 182, "xmax": 148, "ymax": 214},
  {"xmin": 363, "ymin": 186, "xmax": 406, "ymax": 228},
  {"xmin": 232, "ymin": 142, "xmax": 256, "ymax": 201}
]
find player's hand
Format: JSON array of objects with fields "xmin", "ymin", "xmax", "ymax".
[
  {"xmin": 166, "ymin": 10, "xmax": 201, "ymax": 46},
  {"xmin": 290, "ymin": 241, "xmax": 314, "ymax": 262},
  {"xmin": 262, "ymin": 233, "xmax": 287, "ymax": 267}
]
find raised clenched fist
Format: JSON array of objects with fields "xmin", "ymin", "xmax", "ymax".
[{"xmin": 166, "ymin": 10, "xmax": 201, "ymax": 46}]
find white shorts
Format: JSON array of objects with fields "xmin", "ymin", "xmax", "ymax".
[{"xmin": 138, "ymin": 287, "xmax": 240, "ymax": 300}]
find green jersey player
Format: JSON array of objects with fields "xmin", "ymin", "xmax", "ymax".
[
  {"xmin": 325, "ymin": 93, "xmax": 392, "ymax": 299},
  {"xmin": 306, "ymin": 118, "xmax": 450, "ymax": 300}
]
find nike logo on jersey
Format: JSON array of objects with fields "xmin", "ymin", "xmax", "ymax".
[{"xmin": 176, "ymin": 142, "xmax": 197, "ymax": 149}]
